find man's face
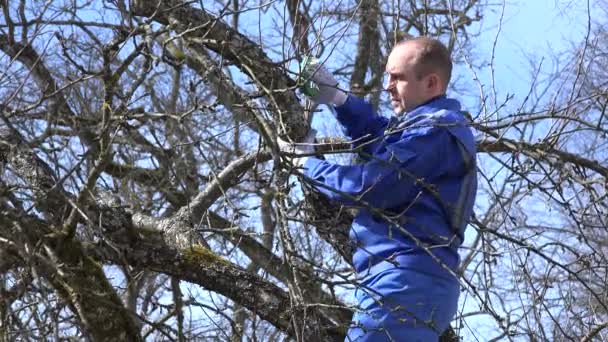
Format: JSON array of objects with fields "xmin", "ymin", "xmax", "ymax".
[{"xmin": 385, "ymin": 44, "xmax": 432, "ymax": 114}]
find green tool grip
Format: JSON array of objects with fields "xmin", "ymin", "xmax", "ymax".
[{"xmin": 300, "ymin": 56, "xmax": 320, "ymax": 98}]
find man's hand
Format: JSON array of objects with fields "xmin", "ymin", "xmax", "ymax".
[
  {"xmin": 277, "ymin": 129, "xmax": 316, "ymax": 167},
  {"xmin": 300, "ymin": 58, "xmax": 347, "ymax": 106}
]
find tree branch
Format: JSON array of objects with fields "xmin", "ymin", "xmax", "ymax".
[{"xmin": 131, "ymin": 0, "xmax": 308, "ymax": 139}]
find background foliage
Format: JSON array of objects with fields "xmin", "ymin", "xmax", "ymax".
[{"xmin": 0, "ymin": 0, "xmax": 606, "ymax": 341}]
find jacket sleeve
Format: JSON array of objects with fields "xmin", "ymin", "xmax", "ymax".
[
  {"xmin": 302, "ymin": 126, "xmax": 452, "ymax": 208},
  {"xmin": 334, "ymin": 95, "xmax": 389, "ymax": 153}
]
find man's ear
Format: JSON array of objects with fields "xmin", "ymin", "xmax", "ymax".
[{"xmin": 426, "ymin": 73, "xmax": 441, "ymax": 92}]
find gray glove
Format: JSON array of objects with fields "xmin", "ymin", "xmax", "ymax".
[
  {"xmin": 300, "ymin": 58, "xmax": 347, "ymax": 106},
  {"xmin": 277, "ymin": 129, "xmax": 316, "ymax": 167}
]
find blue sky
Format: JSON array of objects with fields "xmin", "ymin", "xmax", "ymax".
[
  {"xmin": 457, "ymin": 1, "xmax": 600, "ymax": 339},
  {"xmin": 463, "ymin": 0, "xmax": 596, "ymax": 109}
]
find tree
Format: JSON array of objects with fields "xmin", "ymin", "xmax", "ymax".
[
  {"xmin": 458, "ymin": 1, "xmax": 608, "ymax": 340},
  {"xmin": 1, "ymin": 0, "xmax": 606, "ymax": 341}
]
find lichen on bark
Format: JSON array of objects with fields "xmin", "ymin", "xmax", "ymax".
[{"xmin": 181, "ymin": 244, "xmax": 232, "ymax": 268}]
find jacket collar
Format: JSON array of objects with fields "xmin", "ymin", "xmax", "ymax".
[
  {"xmin": 402, "ymin": 95, "xmax": 461, "ymax": 119},
  {"xmin": 389, "ymin": 95, "xmax": 462, "ymax": 131}
]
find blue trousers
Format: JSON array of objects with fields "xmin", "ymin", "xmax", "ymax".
[{"xmin": 345, "ymin": 266, "xmax": 459, "ymax": 342}]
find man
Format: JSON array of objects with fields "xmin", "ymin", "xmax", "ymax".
[{"xmin": 280, "ymin": 37, "xmax": 477, "ymax": 341}]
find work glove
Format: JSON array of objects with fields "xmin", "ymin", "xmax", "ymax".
[
  {"xmin": 300, "ymin": 57, "xmax": 347, "ymax": 106},
  {"xmin": 277, "ymin": 129, "xmax": 317, "ymax": 167}
]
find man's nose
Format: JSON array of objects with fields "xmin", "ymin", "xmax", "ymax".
[
  {"xmin": 382, "ymin": 75, "xmax": 396, "ymax": 91},
  {"xmin": 384, "ymin": 77, "xmax": 395, "ymax": 91}
]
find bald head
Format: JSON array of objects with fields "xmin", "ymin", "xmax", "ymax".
[
  {"xmin": 395, "ymin": 37, "xmax": 452, "ymax": 92},
  {"xmin": 385, "ymin": 37, "xmax": 453, "ymax": 114}
]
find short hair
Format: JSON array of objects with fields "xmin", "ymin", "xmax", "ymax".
[{"xmin": 397, "ymin": 37, "xmax": 452, "ymax": 89}]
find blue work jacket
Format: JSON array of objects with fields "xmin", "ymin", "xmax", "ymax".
[{"xmin": 303, "ymin": 95, "xmax": 477, "ymax": 279}]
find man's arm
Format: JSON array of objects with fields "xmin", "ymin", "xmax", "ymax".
[
  {"xmin": 302, "ymin": 125, "xmax": 454, "ymax": 209},
  {"xmin": 333, "ymin": 95, "xmax": 389, "ymax": 153},
  {"xmin": 299, "ymin": 60, "xmax": 389, "ymax": 154}
]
